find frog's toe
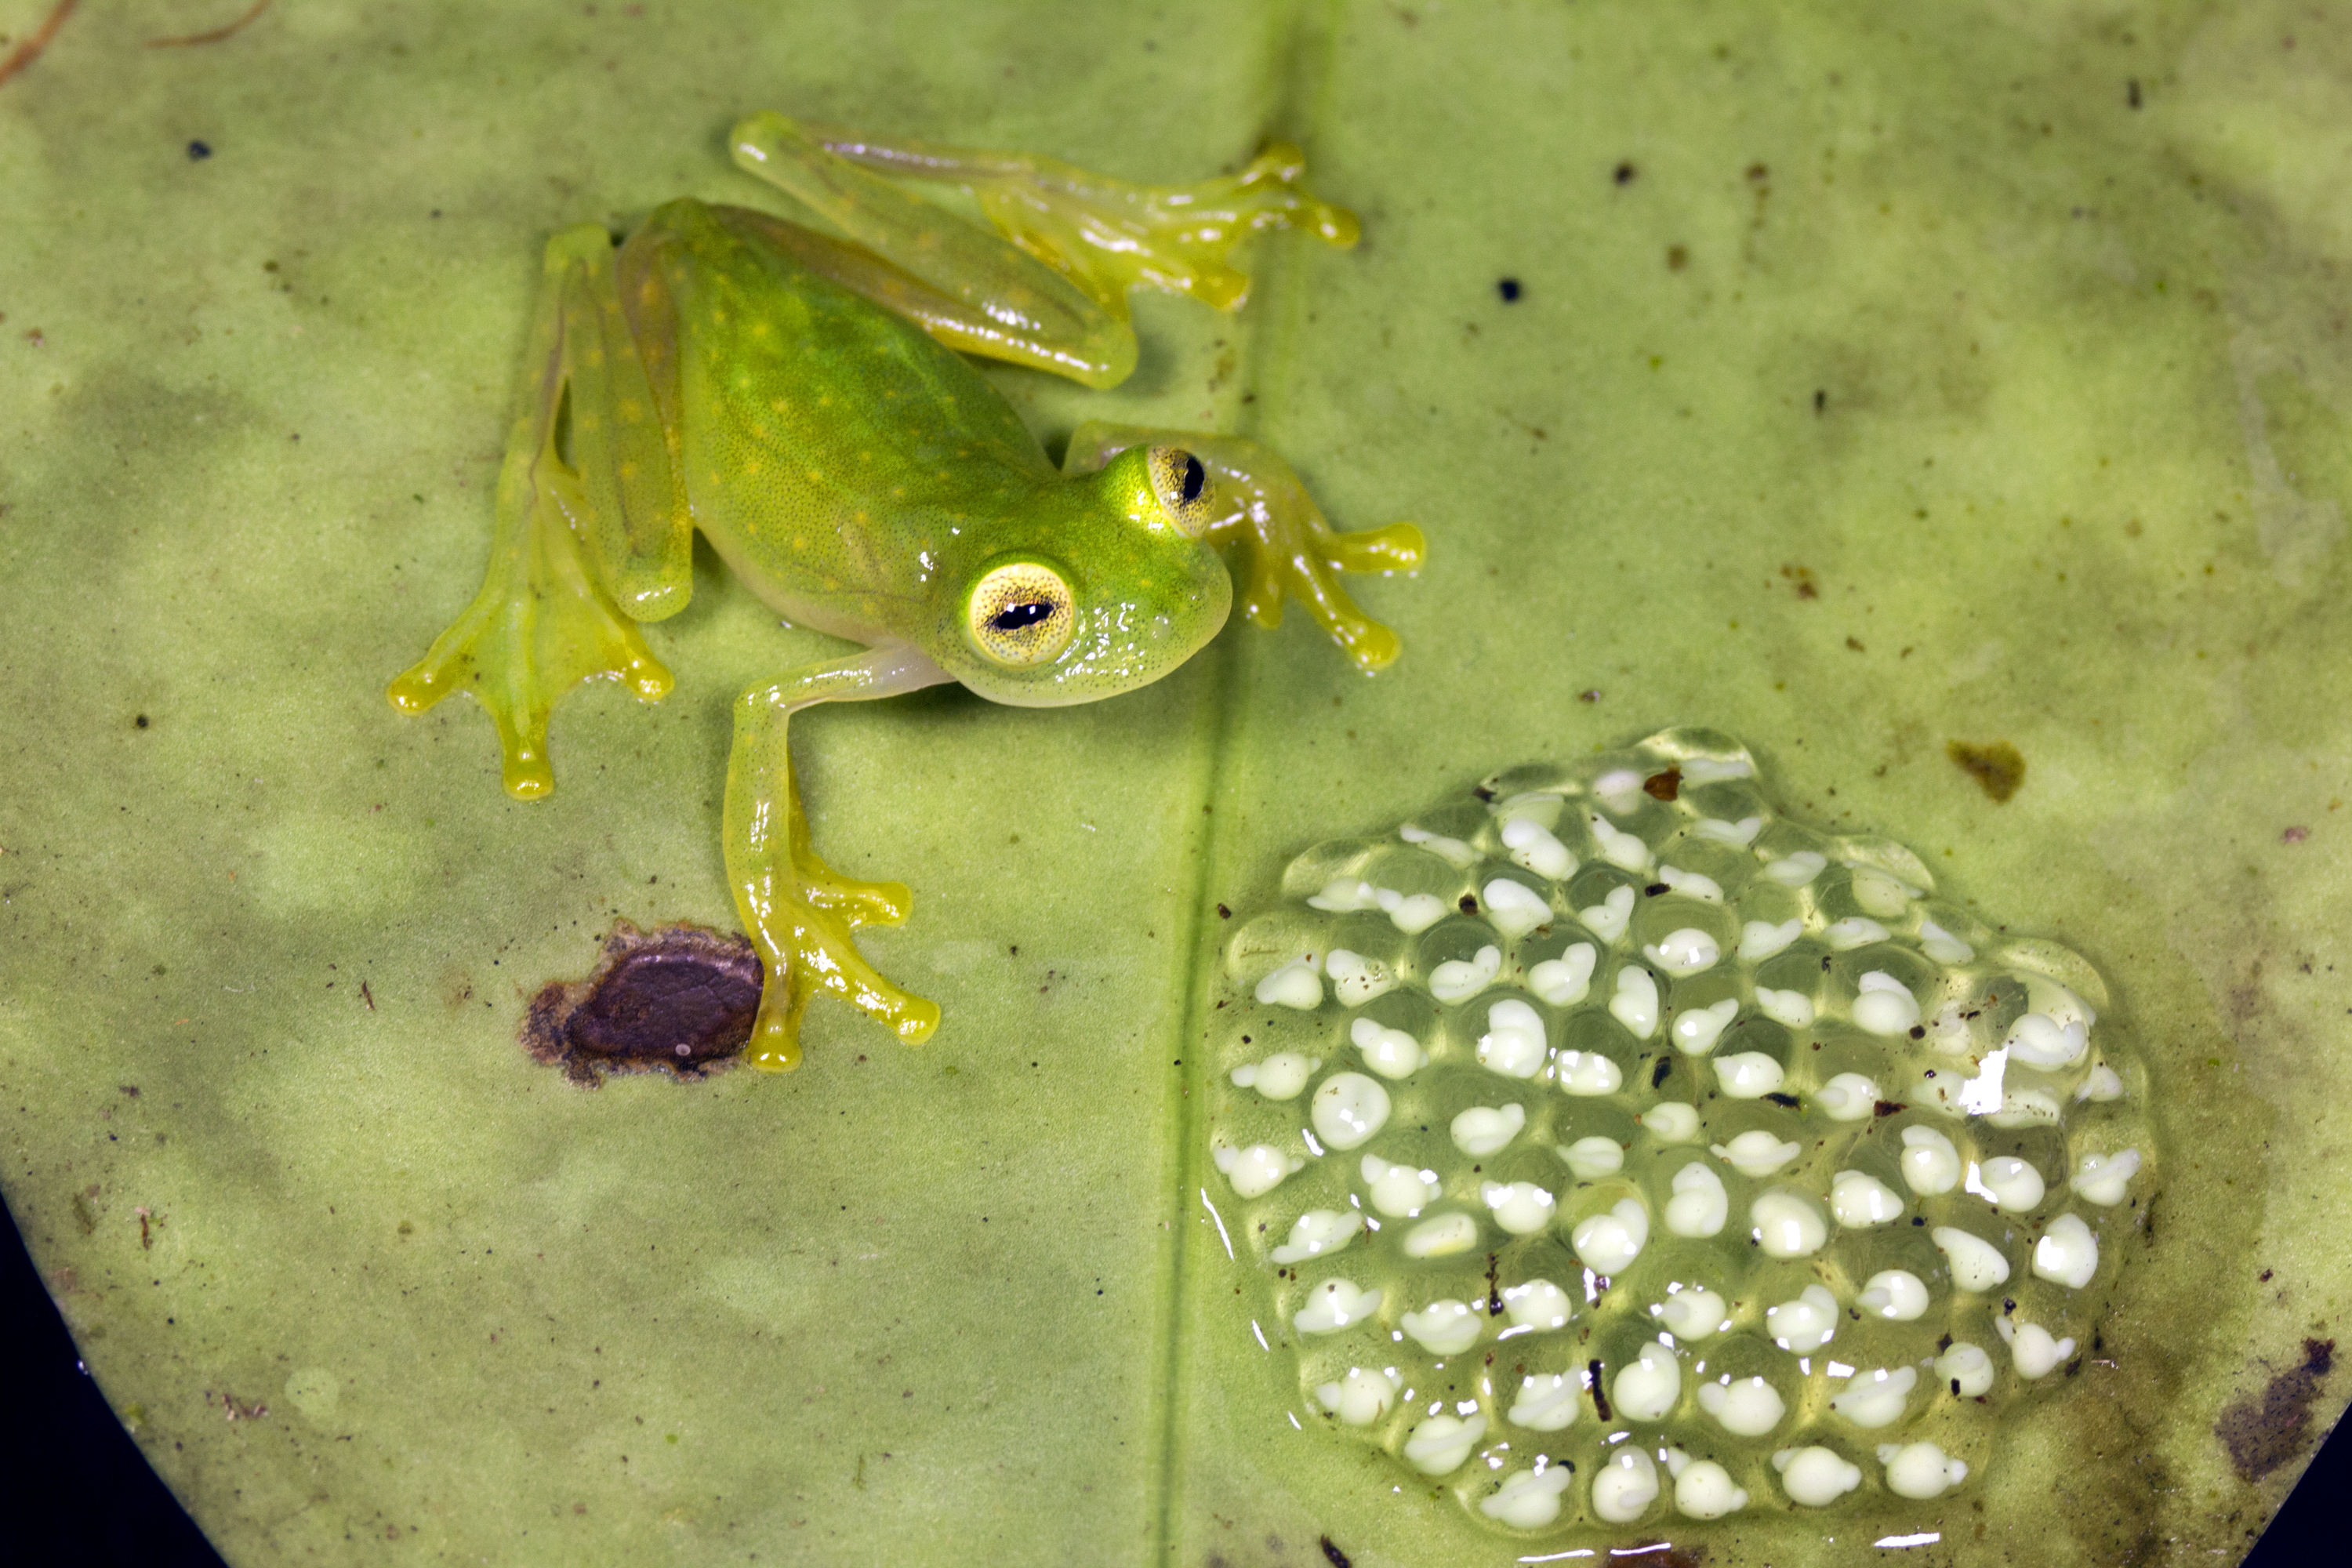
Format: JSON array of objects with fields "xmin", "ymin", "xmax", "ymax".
[
  {"xmin": 741, "ymin": 921, "xmax": 939, "ymax": 1072},
  {"xmin": 804, "ymin": 873, "xmax": 916, "ymax": 928},
  {"xmin": 1325, "ymin": 521, "xmax": 1428, "ymax": 575}
]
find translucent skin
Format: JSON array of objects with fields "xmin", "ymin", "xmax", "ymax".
[{"xmin": 388, "ymin": 113, "xmax": 1425, "ymax": 1068}]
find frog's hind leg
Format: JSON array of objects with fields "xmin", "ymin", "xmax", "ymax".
[
  {"xmin": 386, "ymin": 226, "xmax": 680, "ymax": 798},
  {"xmin": 1064, "ymin": 423, "xmax": 1427, "ymax": 673},
  {"xmin": 725, "ymin": 647, "xmax": 955, "ymax": 1069}
]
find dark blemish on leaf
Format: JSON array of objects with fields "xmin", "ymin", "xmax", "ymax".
[
  {"xmin": 118, "ymin": 1085, "xmax": 139, "ymax": 1097},
  {"xmin": 1948, "ymin": 739, "xmax": 2027, "ymax": 802},
  {"xmin": 1589, "ymin": 1360, "xmax": 1612, "ymax": 1420},
  {"xmin": 1459, "ymin": 894, "xmax": 1479, "ymax": 915},
  {"xmin": 1486, "ymin": 1252, "xmax": 1503, "ymax": 1315},
  {"xmin": 1764, "ymin": 1091, "xmax": 1801, "ymax": 1109},
  {"xmin": 1643, "ymin": 768, "xmax": 1682, "ymax": 801},
  {"xmin": 0, "ymin": 0, "xmax": 80, "ymax": 91},
  {"xmin": 1846, "ymin": 635, "xmax": 1867, "ymax": 652},
  {"xmin": 2216, "ymin": 1338, "xmax": 2336, "ymax": 1481},
  {"xmin": 1875, "ymin": 1100, "xmax": 1907, "ymax": 1117},
  {"xmin": 1496, "ymin": 278, "xmax": 1522, "ymax": 303},
  {"xmin": 1613, "ymin": 162, "xmax": 1636, "ymax": 184},
  {"xmin": 1814, "ymin": 389, "xmax": 1827, "ymax": 413},
  {"xmin": 1472, "ymin": 785, "xmax": 1496, "ymax": 802},
  {"xmin": 1666, "ymin": 244, "xmax": 1689, "ymax": 270},
  {"xmin": 2282, "ymin": 826, "xmax": 2309, "ymax": 844},
  {"xmin": 1781, "ymin": 563, "xmax": 1819, "ymax": 598},
  {"xmin": 186, "ymin": 140, "xmax": 212, "ymax": 161},
  {"xmin": 147, "ymin": 0, "xmax": 272, "ymax": 49},
  {"xmin": 2128, "ymin": 78, "xmax": 2142, "ymax": 109},
  {"xmin": 1644, "ymin": 882, "xmax": 1669, "ymax": 897},
  {"xmin": 1319, "ymin": 1536, "xmax": 1353, "ymax": 1568},
  {"xmin": 1651, "ymin": 1056, "xmax": 1672, "ymax": 1090},
  {"xmin": 134, "ymin": 714, "xmax": 150, "ymax": 728},
  {"xmin": 1579, "ymin": 688, "xmax": 1601, "ymax": 702},
  {"xmin": 1908, "ymin": 1024, "xmax": 1926, "ymax": 1039},
  {"xmin": 360, "ymin": 980, "xmax": 375, "ymax": 1011},
  {"xmin": 521, "ymin": 919, "xmax": 762, "ymax": 1087}
]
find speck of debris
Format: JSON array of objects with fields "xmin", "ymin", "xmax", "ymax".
[
  {"xmin": 2216, "ymin": 1338, "xmax": 2336, "ymax": 1481},
  {"xmin": 1496, "ymin": 278, "xmax": 1522, "ymax": 303},
  {"xmin": 1579, "ymin": 688, "xmax": 1601, "ymax": 703},
  {"xmin": 1947, "ymin": 739, "xmax": 2027, "ymax": 803},
  {"xmin": 521, "ymin": 920, "xmax": 762, "ymax": 1087},
  {"xmin": 1642, "ymin": 767, "xmax": 1682, "ymax": 801},
  {"xmin": 2282, "ymin": 826, "xmax": 2310, "ymax": 844},
  {"xmin": 187, "ymin": 140, "xmax": 212, "ymax": 161},
  {"xmin": 1319, "ymin": 1535, "xmax": 1353, "ymax": 1568},
  {"xmin": 1216, "ymin": 902, "xmax": 1232, "ymax": 919},
  {"xmin": 1613, "ymin": 161, "xmax": 1636, "ymax": 184}
]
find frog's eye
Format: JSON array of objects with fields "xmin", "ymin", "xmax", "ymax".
[
  {"xmin": 1147, "ymin": 445, "xmax": 1214, "ymax": 539},
  {"xmin": 967, "ymin": 561, "xmax": 1076, "ymax": 667}
]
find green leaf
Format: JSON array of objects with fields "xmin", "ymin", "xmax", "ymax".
[{"xmin": 2, "ymin": 2, "xmax": 2345, "ymax": 1561}]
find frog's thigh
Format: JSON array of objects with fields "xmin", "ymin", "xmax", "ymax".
[
  {"xmin": 721, "ymin": 647, "xmax": 953, "ymax": 1069},
  {"xmin": 726, "ymin": 113, "xmax": 1134, "ymax": 388},
  {"xmin": 1062, "ymin": 422, "xmax": 1427, "ymax": 672}
]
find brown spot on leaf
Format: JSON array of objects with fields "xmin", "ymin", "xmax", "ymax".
[
  {"xmin": 521, "ymin": 920, "xmax": 762, "ymax": 1087},
  {"xmin": 1947, "ymin": 739, "xmax": 2027, "ymax": 802},
  {"xmin": 1643, "ymin": 767, "xmax": 1682, "ymax": 801},
  {"xmin": 2216, "ymin": 1338, "xmax": 2335, "ymax": 1481}
]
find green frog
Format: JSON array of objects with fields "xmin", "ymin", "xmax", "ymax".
[{"xmin": 387, "ymin": 113, "xmax": 1425, "ymax": 1070}]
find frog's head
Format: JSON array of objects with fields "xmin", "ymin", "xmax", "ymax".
[{"xmin": 939, "ymin": 445, "xmax": 1232, "ymax": 706}]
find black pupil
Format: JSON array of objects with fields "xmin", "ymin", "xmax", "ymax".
[
  {"xmin": 990, "ymin": 601, "xmax": 1054, "ymax": 632},
  {"xmin": 1180, "ymin": 455, "xmax": 1205, "ymax": 504}
]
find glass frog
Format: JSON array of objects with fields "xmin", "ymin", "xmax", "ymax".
[{"xmin": 387, "ymin": 114, "xmax": 1425, "ymax": 1072}]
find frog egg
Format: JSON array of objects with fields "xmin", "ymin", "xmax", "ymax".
[
  {"xmin": 1852, "ymin": 971, "xmax": 1922, "ymax": 1036},
  {"xmin": 1879, "ymin": 1439, "xmax": 1970, "ymax": 1499},
  {"xmin": 1481, "ymin": 1462, "xmax": 1575, "ymax": 1529},
  {"xmin": 1816, "ymin": 1072, "xmax": 1881, "ymax": 1122},
  {"xmin": 1848, "ymin": 867, "xmax": 1916, "ymax": 919},
  {"xmin": 1230, "ymin": 1052, "xmax": 1319, "ymax": 1099},
  {"xmin": 1324, "ymin": 949, "xmax": 1397, "ymax": 1007},
  {"xmin": 1936, "ymin": 1341, "xmax": 1997, "ymax": 1397},
  {"xmin": 1477, "ymin": 878, "xmax": 1552, "ymax": 940},
  {"xmin": 1361, "ymin": 1156, "xmax": 1441, "ymax": 1217},
  {"xmin": 1310, "ymin": 1073, "xmax": 1392, "ymax": 1150},
  {"xmin": 1555, "ymin": 1046, "xmax": 1624, "ymax": 1096},
  {"xmin": 1613, "ymin": 1338, "xmax": 1684, "ymax": 1421},
  {"xmin": 1314, "ymin": 1366, "xmax": 1400, "ymax": 1426},
  {"xmin": 1670, "ymin": 1455, "xmax": 1749, "ymax": 1519},
  {"xmin": 1766, "ymin": 1283, "xmax": 1840, "ymax": 1352},
  {"xmin": 1773, "ymin": 1446, "xmax": 1863, "ymax": 1505},
  {"xmin": 1380, "ymin": 889, "xmax": 1450, "ymax": 934},
  {"xmin": 1431, "ymin": 943, "xmax": 1504, "ymax": 1002},
  {"xmin": 2005, "ymin": 1011, "xmax": 2087, "ymax": 1069},
  {"xmin": 1501, "ymin": 816, "xmax": 1577, "ymax": 880},
  {"xmin": 1973, "ymin": 1156, "xmax": 2046, "ymax": 1211},
  {"xmin": 1591, "ymin": 1446, "xmax": 1662, "ymax": 1523},
  {"xmin": 1663, "ymin": 1161, "xmax": 1730, "ymax": 1238},
  {"xmin": 1693, "ymin": 814, "xmax": 1763, "ymax": 845},
  {"xmin": 1645, "ymin": 927, "xmax": 1722, "ymax": 975},
  {"xmin": 2031, "ymin": 1214, "xmax": 2100, "ymax": 1289},
  {"xmin": 1657, "ymin": 1285, "xmax": 1730, "ymax": 1340},
  {"xmin": 1831, "ymin": 1170, "xmax": 1907, "ymax": 1227},
  {"xmin": 1401, "ymin": 1299, "xmax": 1484, "ymax": 1355},
  {"xmin": 1308, "ymin": 878, "xmax": 1381, "ymax": 913},
  {"xmin": 1762, "ymin": 850, "xmax": 1827, "ymax": 887},
  {"xmin": 1451, "ymin": 1103, "xmax": 1526, "ymax": 1157},
  {"xmin": 1899, "ymin": 1126, "xmax": 1964, "ymax": 1194},
  {"xmin": 1610, "ymin": 966, "xmax": 1662, "ymax": 1038},
  {"xmin": 1931, "ymin": 1225, "xmax": 2013, "ymax": 1291},
  {"xmin": 1501, "ymin": 1277, "xmax": 1574, "ymax": 1332},
  {"xmin": 1527, "ymin": 942, "xmax": 1597, "ymax": 1004},
  {"xmin": 1582, "ymin": 884, "xmax": 1637, "ymax": 941},
  {"xmin": 1588, "ymin": 811, "xmax": 1654, "ymax": 873},
  {"xmin": 1483, "ymin": 1181, "xmax": 1557, "ymax": 1235},
  {"xmin": 1751, "ymin": 1190, "xmax": 1829, "ymax": 1259},
  {"xmin": 1925, "ymin": 1003, "xmax": 1976, "ymax": 1054},
  {"xmin": 1641, "ymin": 1102, "xmax": 1700, "ymax": 1142},
  {"xmin": 1270, "ymin": 1209, "xmax": 1363, "ymax": 1265},
  {"xmin": 1996, "ymin": 1315, "xmax": 2077, "ymax": 1378},
  {"xmin": 2077, "ymin": 1062, "xmax": 2125, "ymax": 1102},
  {"xmin": 1561, "ymin": 1134, "xmax": 1628, "ymax": 1178},
  {"xmin": 1857, "ymin": 1269, "xmax": 1931, "ymax": 1322},
  {"xmin": 1697, "ymin": 1375, "xmax": 1787, "ymax": 1436},
  {"xmin": 1828, "ymin": 1365, "xmax": 1918, "ymax": 1428},
  {"xmin": 1215, "ymin": 1142, "xmax": 1301, "ymax": 1198},
  {"xmin": 1918, "ymin": 920, "xmax": 1976, "ymax": 964},
  {"xmin": 1400, "ymin": 822, "xmax": 1478, "ymax": 867},
  {"xmin": 1714, "ymin": 1131, "xmax": 1802, "ymax": 1178},
  {"xmin": 1402, "ymin": 1413, "xmax": 1486, "ymax": 1475},
  {"xmin": 1475, "ymin": 997, "xmax": 1548, "ymax": 1077},
  {"xmin": 1255, "ymin": 958, "xmax": 1323, "ymax": 1009},
  {"xmin": 1403, "ymin": 1212, "xmax": 1481, "ymax": 1258},
  {"xmin": 1292, "ymin": 1279, "xmax": 1382, "ymax": 1334},
  {"xmin": 1349, "ymin": 1016, "xmax": 1425, "ymax": 1080},
  {"xmin": 1671, "ymin": 997, "xmax": 1740, "ymax": 1054},
  {"xmin": 1739, "ymin": 917, "xmax": 1804, "ymax": 960},
  {"xmin": 1657, "ymin": 865, "xmax": 1725, "ymax": 903},
  {"xmin": 1824, "ymin": 917, "xmax": 1890, "ymax": 951},
  {"xmin": 1715, "ymin": 1051, "xmax": 1786, "ymax": 1098},
  {"xmin": 1571, "ymin": 1196, "xmax": 1651, "ymax": 1273},
  {"xmin": 1755, "ymin": 986, "xmax": 1815, "ymax": 1027},
  {"xmin": 2071, "ymin": 1148, "xmax": 2141, "ymax": 1205},
  {"xmin": 1508, "ymin": 1372, "xmax": 1583, "ymax": 1431}
]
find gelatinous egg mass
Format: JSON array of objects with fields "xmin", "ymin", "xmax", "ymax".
[{"xmin": 1207, "ymin": 729, "xmax": 2154, "ymax": 1538}]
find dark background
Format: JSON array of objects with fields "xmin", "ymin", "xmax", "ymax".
[{"xmin": 0, "ymin": 1196, "xmax": 2336, "ymax": 1563}]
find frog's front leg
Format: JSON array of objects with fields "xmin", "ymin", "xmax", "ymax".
[
  {"xmin": 1065, "ymin": 423, "xmax": 1427, "ymax": 671},
  {"xmin": 727, "ymin": 644, "xmax": 956, "ymax": 1070}
]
